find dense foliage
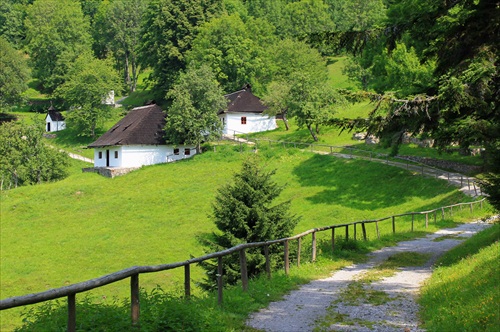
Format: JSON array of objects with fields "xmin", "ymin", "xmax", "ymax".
[
  {"xmin": 0, "ymin": 121, "xmax": 69, "ymax": 189},
  {"xmin": 139, "ymin": 0, "xmax": 223, "ymax": 99},
  {"xmin": 24, "ymin": 0, "xmax": 92, "ymax": 93},
  {"xmin": 200, "ymin": 156, "xmax": 299, "ymax": 289},
  {"xmin": 55, "ymin": 53, "xmax": 120, "ymax": 138},
  {"xmin": 164, "ymin": 65, "xmax": 227, "ymax": 153},
  {"xmin": 0, "ymin": 36, "xmax": 30, "ymax": 107}
]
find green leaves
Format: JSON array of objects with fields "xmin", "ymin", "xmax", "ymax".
[
  {"xmin": 25, "ymin": 0, "xmax": 92, "ymax": 93},
  {"xmin": 0, "ymin": 122, "xmax": 69, "ymax": 189},
  {"xmin": 200, "ymin": 156, "xmax": 299, "ymax": 289},
  {"xmin": 164, "ymin": 65, "xmax": 226, "ymax": 152},
  {"xmin": 55, "ymin": 53, "xmax": 120, "ymax": 138},
  {"xmin": 0, "ymin": 37, "xmax": 30, "ymax": 107}
]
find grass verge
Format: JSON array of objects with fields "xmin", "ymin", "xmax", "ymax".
[{"xmin": 419, "ymin": 223, "xmax": 499, "ymax": 331}]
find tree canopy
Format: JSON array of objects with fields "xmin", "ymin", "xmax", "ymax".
[
  {"xmin": 164, "ymin": 65, "xmax": 227, "ymax": 153},
  {"xmin": 25, "ymin": 0, "xmax": 92, "ymax": 93},
  {"xmin": 139, "ymin": 0, "xmax": 223, "ymax": 98},
  {"xmin": 0, "ymin": 36, "xmax": 30, "ymax": 107},
  {"xmin": 55, "ymin": 53, "xmax": 121, "ymax": 138}
]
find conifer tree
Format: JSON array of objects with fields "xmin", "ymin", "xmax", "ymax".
[{"xmin": 200, "ymin": 156, "xmax": 300, "ymax": 290}]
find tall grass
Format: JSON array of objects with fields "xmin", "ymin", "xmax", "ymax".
[
  {"xmin": 419, "ymin": 224, "xmax": 499, "ymax": 331},
  {"xmin": 0, "ymin": 145, "xmax": 490, "ymax": 330}
]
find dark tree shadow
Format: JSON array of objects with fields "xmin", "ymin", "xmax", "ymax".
[{"xmin": 292, "ymin": 154, "xmax": 460, "ymax": 210}]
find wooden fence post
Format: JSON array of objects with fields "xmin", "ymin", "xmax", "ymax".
[
  {"xmin": 470, "ymin": 202, "xmax": 474, "ymax": 214},
  {"xmin": 375, "ymin": 221, "xmax": 380, "ymax": 239},
  {"xmin": 392, "ymin": 216, "xmax": 396, "ymax": 234},
  {"xmin": 331, "ymin": 228, "xmax": 335, "ymax": 251},
  {"xmin": 240, "ymin": 250, "xmax": 248, "ymax": 292},
  {"xmin": 434, "ymin": 210, "xmax": 437, "ymax": 223},
  {"xmin": 68, "ymin": 294, "xmax": 76, "ymax": 332},
  {"xmin": 184, "ymin": 265, "xmax": 191, "ymax": 299},
  {"xmin": 411, "ymin": 214, "xmax": 414, "ymax": 232},
  {"xmin": 361, "ymin": 222, "xmax": 367, "ymax": 241},
  {"xmin": 311, "ymin": 232, "xmax": 317, "ymax": 262},
  {"xmin": 284, "ymin": 240, "xmax": 290, "ymax": 275},
  {"xmin": 353, "ymin": 223, "xmax": 357, "ymax": 241},
  {"xmin": 425, "ymin": 213, "xmax": 428, "ymax": 228},
  {"xmin": 345, "ymin": 225, "xmax": 349, "ymax": 240},
  {"xmin": 217, "ymin": 257, "xmax": 224, "ymax": 306},
  {"xmin": 441, "ymin": 207, "xmax": 445, "ymax": 220},
  {"xmin": 297, "ymin": 238, "xmax": 302, "ymax": 267},
  {"xmin": 264, "ymin": 245, "xmax": 271, "ymax": 279},
  {"xmin": 131, "ymin": 274, "xmax": 140, "ymax": 327}
]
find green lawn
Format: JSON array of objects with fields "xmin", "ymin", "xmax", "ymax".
[
  {"xmin": 419, "ymin": 224, "xmax": 499, "ymax": 331},
  {"xmin": 1, "ymin": 144, "xmax": 490, "ymax": 330}
]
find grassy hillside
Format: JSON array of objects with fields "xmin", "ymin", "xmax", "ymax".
[
  {"xmin": 1, "ymin": 144, "xmax": 489, "ymax": 330},
  {"xmin": 419, "ymin": 224, "xmax": 499, "ymax": 331}
]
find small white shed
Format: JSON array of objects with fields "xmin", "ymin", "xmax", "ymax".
[{"xmin": 45, "ymin": 107, "xmax": 66, "ymax": 132}]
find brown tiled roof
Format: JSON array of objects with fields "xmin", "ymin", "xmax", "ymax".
[
  {"xmin": 47, "ymin": 110, "xmax": 65, "ymax": 121},
  {"xmin": 88, "ymin": 104, "xmax": 166, "ymax": 148},
  {"xmin": 221, "ymin": 87, "xmax": 268, "ymax": 114}
]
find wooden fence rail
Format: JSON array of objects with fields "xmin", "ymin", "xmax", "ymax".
[{"xmin": 0, "ymin": 199, "xmax": 486, "ymax": 331}]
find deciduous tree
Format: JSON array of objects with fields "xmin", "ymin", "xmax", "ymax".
[
  {"xmin": 0, "ymin": 37, "xmax": 30, "ymax": 107},
  {"xmin": 56, "ymin": 53, "xmax": 120, "ymax": 138},
  {"xmin": 139, "ymin": 0, "xmax": 223, "ymax": 99},
  {"xmin": 164, "ymin": 65, "xmax": 227, "ymax": 153},
  {"xmin": 25, "ymin": 0, "xmax": 92, "ymax": 93},
  {"xmin": 0, "ymin": 121, "xmax": 69, "ymax": 189}
]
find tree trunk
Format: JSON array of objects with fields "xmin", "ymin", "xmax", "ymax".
[
  {"xmin": 124, "ymin": 51, "xmax": 131, "ymax": 91},
  {"xmin": 282, "ymin": 109, "xmax": 290, "ymax": 131},
  {"xmin": 315, "ymin": 123, "xmax": 320, "ymax": 134},
  {"xmin": 307, "ymin": 124, "xmax": 318, "ymax": 141},
  {"xmin": 130, "ymin": 55, "xmax": 138, "ymax": 93},
  {"xmin": 196, "ymin": 141, "xmax": 203, "ymax": 155}
]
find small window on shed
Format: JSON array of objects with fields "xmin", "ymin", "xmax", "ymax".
[
  {"xmin": 174, "ymin": 148, "xmax": 180, "ymax": 155},
  {"xmin": 185, "ymin": 148, "xmax": 191, "ymax": 155},
  {"xmin": 114, "ymin": 151, "xmax": 118, "ymax": 159},
  {"xmin": 98, "ymin": 151, "xmax": 102, "ymax": 159},
  {"xmin": 241, "ymin": 116, "xmax": 247, "ymax": 124}
]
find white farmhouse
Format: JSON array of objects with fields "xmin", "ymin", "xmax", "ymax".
[
  {"xmin": 219, "ymin": 86, "xmax": 277, "ymax": 135},
  {"xmin": 45, "ymin": 106, "xmax": 66, "ymax": 132},
  {"xmin": 88, "ymin": 104, "xmax": 196, "ymax": 168}
]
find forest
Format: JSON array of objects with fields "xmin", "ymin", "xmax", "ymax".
[{"xmin": 0, "ymin": 0, "xmax": 498, "ymax": 208}]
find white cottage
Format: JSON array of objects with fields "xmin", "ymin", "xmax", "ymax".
[
  {"xmin": 88, "ymin": 104, "xmax": 196, "ymax": 168},
  {"xmin": 45, "ymin": 107, "xmax": 66, "ymax": 132},
  {"xmin": 219, "ymin": 86, "xmax": 277, "ymax": 135}
]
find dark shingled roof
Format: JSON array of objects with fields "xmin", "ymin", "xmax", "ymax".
[
  {"xmin": 88, "ymin": 104, "xmax": 166, "ymax": 148},
  {"xmin": 221, "ymin": 87, "xmax": 267, "ymax": 114},
  {"xmin": 47, "ymin": 109, "xmax": 65, "ymax": 121}
]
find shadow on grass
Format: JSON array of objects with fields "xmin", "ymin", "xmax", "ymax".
[{"xmin": 292, "ymin": 154, "xmax": 458, "ymax": 210}]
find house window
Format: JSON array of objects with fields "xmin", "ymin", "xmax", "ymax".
[
  {"xmin": 98, "ymin": 151, "xmax": 102, "ymax": 159},
  {"xmin": 174, "ymin": 148, "xmax": 180, "ymax": 155},
  {"xmin": 114, "ymin": 151, "xmax": 118, "ymax": 159},
  {"xmin": 241, "ymin": 116, "xmax": 247, "ymax": 124},
  {"xmin": 185, "ymin": 148, "xmax": 191, "ymax": 155}
]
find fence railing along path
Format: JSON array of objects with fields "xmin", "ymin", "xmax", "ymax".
[
  {"xmin": 221, "ymin": 132, "xmax": 482, "ymax": 198},
  {"xmin": 0, "ymin": 198, "xmax": 486, "ymax": 331}
]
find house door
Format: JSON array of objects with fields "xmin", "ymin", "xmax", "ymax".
[
  {"xmin": 47, "ymin": 122, "xmax": 50, "ymax": 132},
  {"xmin": 106, "ymin": 150, "xmax": 110, "ymax": 167}
]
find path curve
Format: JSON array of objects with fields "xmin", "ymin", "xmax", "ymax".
[{"xmin": 246, "ymin": 221, "xmax": 492, "ymax": 331}]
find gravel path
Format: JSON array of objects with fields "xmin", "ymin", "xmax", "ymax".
[{"xmin": 246, "ymin": 220, "xmax": 492, "ymax": 332}]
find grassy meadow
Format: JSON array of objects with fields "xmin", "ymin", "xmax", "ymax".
[{"xmin": 1, "ymin": 142, "xmax": 491, "ymax": 330}]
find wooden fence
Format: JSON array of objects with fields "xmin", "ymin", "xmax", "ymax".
[{"xmin": 0, "ymin": 199, "xmax": 486, "ymax": 331}]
